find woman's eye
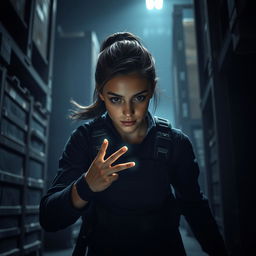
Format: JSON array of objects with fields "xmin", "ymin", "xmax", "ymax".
[
  {"xmin": 134, "ymin": 95, "xmax": 146, "ymax": 102},
  {"xmin": 109, "ymin": 97, "xmax": 121, "ymax": 104}
]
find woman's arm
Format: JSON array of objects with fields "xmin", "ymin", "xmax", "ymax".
[
  {"xmin": 170, "ymin": 129, "xmax": 228, "ymax": 256},
  {"xmin": 40, "ymin": 125, "xmax": 134, "ymax": 232},
  {"xmin": 71, "ymin": 182, "xmax": 88, "ymax": 209},
  {"xmin": 39, "ymin": 126, "xmax": 92, "ymax": 232}
]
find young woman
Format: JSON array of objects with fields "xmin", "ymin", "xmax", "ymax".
[{"xmin": 40, "ymin": 32, "xmax": 228, "ymax": 256}]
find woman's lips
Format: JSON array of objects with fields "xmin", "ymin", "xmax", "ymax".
[{"xmin": 121, "ymin": 121, "xmax": 136, "ymax": 126}]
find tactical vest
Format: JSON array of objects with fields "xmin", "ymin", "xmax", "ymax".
[
  {"xmin": 72, "ymin": 115, "xmax": 175, "ymax": 256},
  {"xmin": 90, "ymin": 115, "xmax": 173, "ymax": 161}
]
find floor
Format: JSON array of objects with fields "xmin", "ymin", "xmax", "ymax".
[{"xmin": 43, "ymin": 228, "xmax": 207, "ymax": 256}]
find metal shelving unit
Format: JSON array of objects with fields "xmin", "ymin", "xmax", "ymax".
[
  {"xmin": 0, "ymin": 1, "xmax": 57, "ymax": 255},
  {"xmin": 194, "ymin": 0, "xmax": 256, "ymax": 255}
]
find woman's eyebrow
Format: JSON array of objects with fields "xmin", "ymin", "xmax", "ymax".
[{"xmin": 107, "ymin": 90, "xmax": 149, "ymax": 97}]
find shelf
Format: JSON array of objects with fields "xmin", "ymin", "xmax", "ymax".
[
  {"xmin": 27, "ymin": 177, "xmax": 44, "ymax": 189},
  {"xmin": 0, "ymin": 170, "xmax": 24, "ymax": 186},
  {"xmin": 0, "ymin": 23, "xmax": 48, "ymax": 93},
  {"xmin": 0, "ymin": 227, "xmax": 20, "ymax": 239},
  {"xmin": 1, "ymin": 113, "xmax": 28, "ymax": 136},
  {"xmin": 25, "ymin": 206, "xmax": 39, "ymax": 214},
  {"xmin": 0, "ymin": 135, "xmax": 26, "ymax": 155},
  {"xmin": 0, "ymin": 1, "xmax": 29, "ymax": 55},
  {"xmin": 0, "ymin": 1, "xmax": 54, "ymax": 255},
  {"xmin": 0, "ymin": 206, "xmax": 22, "ymax": 216},
  {"xmin": 0, "ymin": 248, "xmax": 20, "ymax": 256},
  {"xmin": 25, "ymin": 223, "xmax": 41, "ymax": 233},
  {"xmin": 29, "ymin": 148, "xmax": 46, "ymax": 162},
  {"xmin": 23, "ymin": 240, "xmax": 41, "ymax": 254}
]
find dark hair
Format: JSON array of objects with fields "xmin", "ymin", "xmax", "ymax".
[{"xmin": 69, "ymin": 32, "xmax": 158, "ymax": 120}]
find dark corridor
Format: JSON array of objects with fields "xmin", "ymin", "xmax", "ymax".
[{"xmin": 0, "ymin": 1, "xmax": 255, "ymax": 256}]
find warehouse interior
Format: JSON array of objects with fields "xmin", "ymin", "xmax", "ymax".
[{"xmin": 0, "ymin": 0, "xmax": 255, "ymax": 256}]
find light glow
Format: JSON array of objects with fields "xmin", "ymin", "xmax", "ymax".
[
  {"xmin": 155, "ymin": 0, "xmax": 163, "ymax": 10},
  {"xmin": 146, "ymin": 0, "xmax": 154, "ymax": 10},
  {"xmin": 146, "ymin": 0, "xmax": 163, "ymax": 10}
]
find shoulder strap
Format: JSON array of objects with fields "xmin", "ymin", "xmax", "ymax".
[
  {"xmin": 90, "ymin": 115, "xmax": 173, "ymax": 161},
  {"xmin": 89, "ymin": 117, "xmax": 109, "ymax": 157},
  {"xmin": 154, "ymin": 116, "xmax": 173, "ymax": 161}
]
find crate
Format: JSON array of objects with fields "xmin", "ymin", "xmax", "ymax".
[
  {"xmin": 32, "ymin": 102, "xmax": 48, "ymax": 136},
  {"xmin": 26, "ymin": 188, "xmax": 43, "ymax": 208},
  {"xmin": 29, "ymin": 101, "xmax": 48, "ymax": 158},
  {"xmin": 0, "ymin": 147, "xmax": 24, "ymax": 177},
  {"xmin": 24, "ymin": 231, "xmax": 42, "ymax": 254},
  {"xmin": 0, "ymin": 31, "xmax": 12, "ymax": 65},
  {"xmin": 0, "ymin": 183, "xmax": 22, "ymax": 208},
  {"xmin": 0, "ymin": 0, "xmax": 31, "ymax": 54},
  {"xmin": 0, "ymin": 214, "xmax": 20, "ymax": 231},
  {"xmin": 3, "ymin": 94, "xmax": 28, "ymax": 128},
  {"xmin": 24, "ymin": 214, "xmax": 42, "ymax": 254},
  {"xmin": 31, "ymin": 116, "xmax": 46, "ymax": 140},
  {"xmin": 24, "ymin": 214, "xmax": 40, "ymax": 233},
  {"xmin": 0, "ymin": 1, "xmax": 55, "ymax": 255},
  {"xmin": 30, "ymin": 132, "xmax": 46, "ymax": 157},
  {"xmin": 0, "ymin": 65, "xmax": 6, "ymax": 91},
  {"xmin": 0, "ymin": 214, "xmax": 21, "ymax": 241},
  {"xmin": 1, "ymin": 117, "xmax": 27, "ymax": 145},
  {"xmin": 3, "ymin": 75, "xmax": 30, "ymax": 122},
  {"xmin": 0, "ymin": 236, "xmax": 20, "ymax": 255},
  {"xmin": 31, "ymin": 0, "xmax": 54, "ymax": 84},
  {"xmin": 32, "ymin": 0, "xmax": 51, "ymax": 62},
  {"xmin": 1, "ymin": 75, "xmax": 31, "ymax": 150},
  {"xmin": 28, "ymin": 159, "xmax": 44, "ymax": 180},
  {"xmin": 9, "ymin": 0, "xmax": 27, "ymax": 22},
  {"xmin": 0, "ymin": 182, "xmax": 23, "ymax": 246}
]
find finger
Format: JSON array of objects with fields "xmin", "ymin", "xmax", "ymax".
[
  {"xmin": 109, "ymin": 173, "xmax": 119, "ymax": 182},
  {"xmin": 97, "ymin": 139, "xmax": 108, "ymax": 161},
  {"xmin": 108, "ymin": 162, "xmax": 135, "ymax": 174},
  {"xmin": 105, "ymin": 146, "xmax": 128, "ymax": 166}
]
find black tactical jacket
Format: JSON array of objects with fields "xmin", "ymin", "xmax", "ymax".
[{"xmin": 40, "ymin": 112, "xmax": 228, "ymax": 256}]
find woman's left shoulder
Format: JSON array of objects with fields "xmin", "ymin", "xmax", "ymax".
[
  {"xmin": 169, "ymin": 128, "xmax": 194, "ymax": 152},
  {"xmin": 170, "ymin": 127, "xmax": 189, "ymax": 140},
  {"xmin": 152, "ymin": 115, "xmax": 191, "ymax": 145}
]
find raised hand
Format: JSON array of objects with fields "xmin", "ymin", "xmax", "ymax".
[{"xmin": 85, "ymin": 139, "xmax": 135, "ymax": 192}]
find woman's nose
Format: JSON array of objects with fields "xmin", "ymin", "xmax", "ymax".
[{"xmin": 122, "ymin": 102, "xmax": 134, "ymax": 116}]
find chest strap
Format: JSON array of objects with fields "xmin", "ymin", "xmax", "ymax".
[
  {"xmin": 154, "ymin": 116, "xmax": 173, "ymax": 161},
  {"xmin": 90, "ymin": 116, "xmax": 173, "ymax": 161},
  {"xmin": 89, "ymin": 117, "xmax": 109, "ymax": 157}
]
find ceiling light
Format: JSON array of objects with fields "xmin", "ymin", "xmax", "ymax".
[{"xmin": 146, "ymin": 0, "xmax": 163, "ymax": 10}]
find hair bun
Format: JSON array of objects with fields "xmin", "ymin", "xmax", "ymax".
[{"xmin": 100, "ymin": 32, "xmax": 141, "ymax": 51}]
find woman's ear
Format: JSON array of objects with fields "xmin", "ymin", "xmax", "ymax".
[{"xmin": 99, "ymin": 93, "xmax": 105, "ymax": 101}]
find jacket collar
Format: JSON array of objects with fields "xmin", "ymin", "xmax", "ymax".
[{"xmin": 101, "ymin": 111, "xmax": 156, "ymax": 141}]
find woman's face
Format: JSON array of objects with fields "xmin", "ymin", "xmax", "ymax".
[{"xmin": 99, "ymin": 74, "xmax": 154, "ymax": 140}]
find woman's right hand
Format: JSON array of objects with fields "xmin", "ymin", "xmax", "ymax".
[{"xmin": 85, "ymin": 139, "xmax": 135, "ymax": 192}]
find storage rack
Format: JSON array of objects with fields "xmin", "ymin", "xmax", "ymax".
[
  {"xmin": 44, "ymin": 29, "xmax": 99, "ymax": 250},
  {"xmin": 172, "ymin": 3, "xmax": 207, "ymax": 236},
  {"xmin": 0, "ymin": 1, "xmax": 57, "ymax": 255},
  {"xmin": 194, "ymin": 0, "xmax": 256, "ymax": 254}
]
